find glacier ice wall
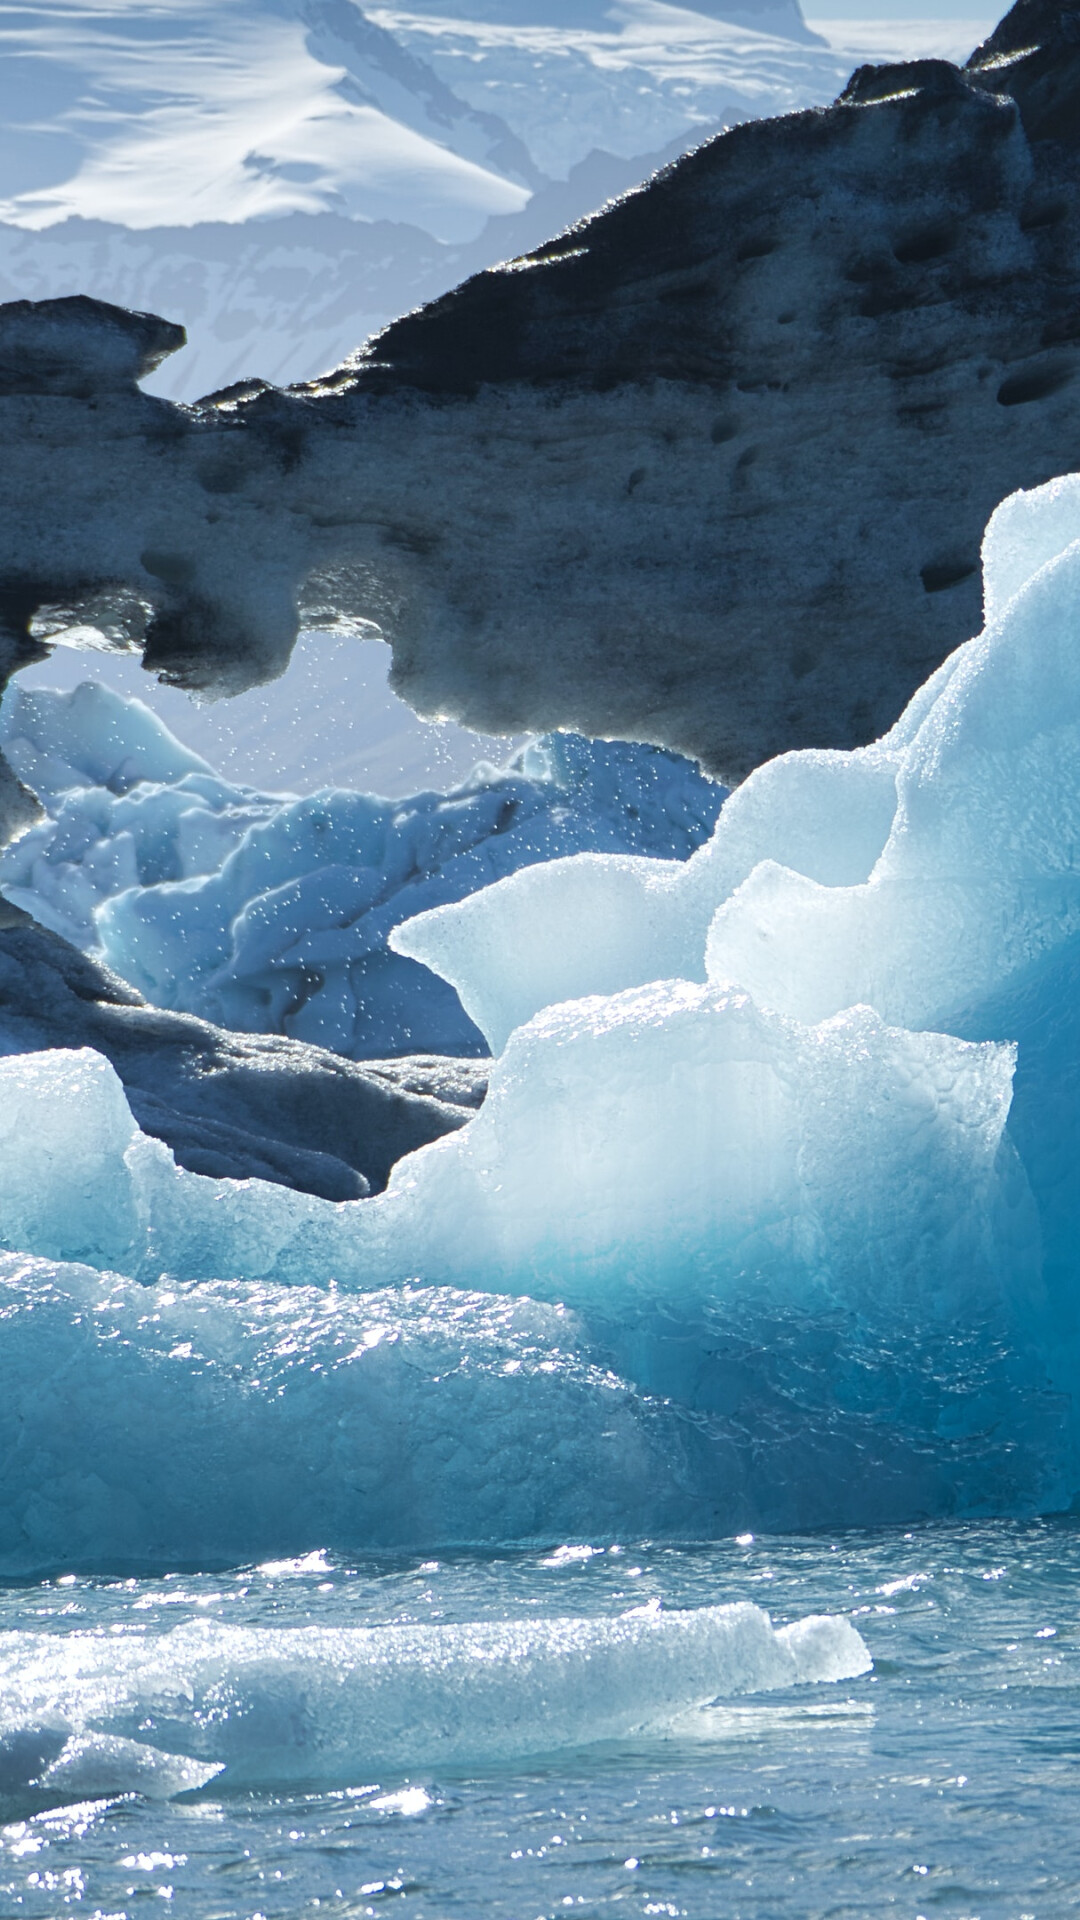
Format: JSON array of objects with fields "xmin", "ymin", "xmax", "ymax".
[
  {"xmin": 2, "ymin": 473, "xmax": 1080, "ymax": 1560},
  {"xmin": 0, "ymin": 683, "xmax": 722, "ymax": 1057}
]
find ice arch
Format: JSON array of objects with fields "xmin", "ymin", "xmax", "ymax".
[{"xmin": 0, "ymin": 0, "xmax": 1077, "ymax": 820}]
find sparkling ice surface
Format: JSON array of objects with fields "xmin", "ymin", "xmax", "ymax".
[
  {"xmin": 3, "ymin": 474, "xmax": 1080, "ymax": 1907},
  {"xmin": 0, "ymin": 1525, "xmax": 1075, "ymax": 1917}
]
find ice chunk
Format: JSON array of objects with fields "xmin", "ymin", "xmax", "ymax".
[
  {"xmin": 391, "ymin": 853, "xmax": 690, "ymax": 1054},
  {"xmin": 0, "ymin": 1604, "xmax": 870, "ymax": 1787},
  {"xmin": 981, "ymin": 472, "xmax": 1080, "ymax": 628},
  {"xmin": 0, "ymin": 1049, "xmax": 139, "ymax": 1268},
  {"xmin": 394, "ymin": 745, "xmax": 900, "ymax": 1052},
  {"xmin": 0, "ymin": 993, "xmax": 1025, "ymax": 1329},
  {"xmin": 0, "ymin": 693, "xmax": 722, "ymax": 1057},
  {"xmin": 1, "ymin": 681, "xmax": 212, "ymax": 805},
  {"xmin": 368, "ymin": 989, "xmax": 1023, "ymax": 1332},
  {"xmin": 775, "ymin": 1614, "xmax": 871, "ymax": 1685},
  {"xmin": 704, "ymin": 519, "xmax": 1080, "ymax": 1032}
]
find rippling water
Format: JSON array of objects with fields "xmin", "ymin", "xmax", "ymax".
[{"xmin": 0, "ymin": 1519, "xmax": 1077, "ymax": 1917}]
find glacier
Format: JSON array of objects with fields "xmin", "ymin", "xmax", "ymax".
[
  {"xmin": 1, "ymin": 471, "xmax": 1080, "ymax": 1564},
  {"xmin": 0, "ymin": 684, "xmax": 722, "ymax": 1057}
]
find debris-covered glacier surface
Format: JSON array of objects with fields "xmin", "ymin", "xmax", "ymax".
[
  {"xmin": 2, "ymin": 473, "xmax": 1080, "ymax": 1561},
  {"xmin": 0, "ymin": 690, "xmax": 722, "ymax": 1057}
]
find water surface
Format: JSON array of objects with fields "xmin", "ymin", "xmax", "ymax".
[{"xmin": 0, "ymin": 1519, "xmax": 1076, "ymax": 1917}]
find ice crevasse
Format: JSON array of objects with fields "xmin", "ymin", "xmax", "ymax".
[{"xmin": 2, "ymin": 474, "xmax": 1080, "ymax": 1564}]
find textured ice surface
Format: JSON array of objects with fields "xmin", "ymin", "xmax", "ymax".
[
  {"xmin": 0, "ymin": 1245, "xmax": 721, "ymax": 1567},
  {"xmin": 0, "ymin": 1603, "xmax": 869, "ymax": 1788},
  {"xmin": 0, "ymin": 686, "xmax": 721, "ymax": 1057},
  {"xmin": 0, "ymin": 1018, "xmax": 1059, "ymax": 1560},
  {"xmin": 4, "ymin": 473, "xmax": 1080, "ymax": 1554}
]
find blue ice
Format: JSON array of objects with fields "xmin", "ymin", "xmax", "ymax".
[
  {"xmin": 0, "ymin": 686, "xmax": 723, "ymax": 1057},
  {"xmin": 1, "ymin": 473, "xmax": 1080, "ymax": 1558}
]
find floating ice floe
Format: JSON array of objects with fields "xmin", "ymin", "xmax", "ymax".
[{"xmin": 0, "ymin": 1602, "xmax": 870, "ymax": 1792}]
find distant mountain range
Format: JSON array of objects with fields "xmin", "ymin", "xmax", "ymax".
[{"xmin": 0, "ymin": 0, "xmax": 858, "ymax": 396}]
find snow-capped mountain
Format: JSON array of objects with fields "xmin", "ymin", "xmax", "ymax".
[
  {"xmin": 371, "ymin": 0, "xmax": 842, "ymax": 180},
  {"xmin": 0, "ymin": 0, "xmax": 537, "ymax": 237},
  {"xmin": 383, "ymin": 0, "xmax": 819, "ymax": 30},
  {"xmin": 0, "ymin": 0, "xmax": 859, "ymax": 397}
]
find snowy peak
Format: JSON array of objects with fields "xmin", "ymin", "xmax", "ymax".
[
  {"xmin": 0, "ymin": 0, "xmax": 532, "ymax": 239},
  {"xmin": 373, "ymin": 1, "xmax": 847, "ymax": 181},
  {"xmin": 288, "ymin": 0, "xmax": 542, "ymax": 185}
]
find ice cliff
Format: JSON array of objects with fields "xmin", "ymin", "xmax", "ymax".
[
  {"xmin": 2, "ymin": 471, "xmax": 1080, "ymax": 1563},
  {"xmin": 0, "ymin": 683, "xmax": 722, "ymax": 1057},
  {"xmin": 0, "ymin": 0, "xmax": 1078, "ymax": 809}
]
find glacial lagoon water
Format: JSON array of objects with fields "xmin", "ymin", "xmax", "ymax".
[{"xmin": 0, "ymin": 1520, "xmax": 1077, "ymax": 1919}]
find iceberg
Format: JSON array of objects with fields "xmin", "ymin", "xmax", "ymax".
[
  {"xmin": 0, "ymin": 683, "xmax": 723, "ymax": 1058},
  {"xmin": 352, "ymin": 465, "xmax": 1080, "ymax": 1513},
  {"xmin": 0, "ymin": 1022, "xmax": 1051, "ymax": 1561},
  {"xmin": 2, "ymin": 471, "xmax": 1080, "ymax": 1556}
]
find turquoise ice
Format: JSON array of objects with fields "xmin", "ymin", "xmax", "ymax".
[{"xmin": 2, "ymin": 474, "xmax": 1080, "ymax": 1557}]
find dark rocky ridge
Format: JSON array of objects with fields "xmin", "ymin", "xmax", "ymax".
[
  {"xmin": 0, "ymin": 0, "xmax": 1077, "ymax": 789},
  {"xmin": 0, "ymin": 915, "xmax": 486, "ymax": 1200}
]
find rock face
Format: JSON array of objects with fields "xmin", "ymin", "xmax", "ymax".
[
  {"xmin": 0, "ymin": 0, "xmax": 1078, "ymax": 786},
  {"xmin": 0, "ymin": 915, "xmax": 485, "ymax": 1200}
]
